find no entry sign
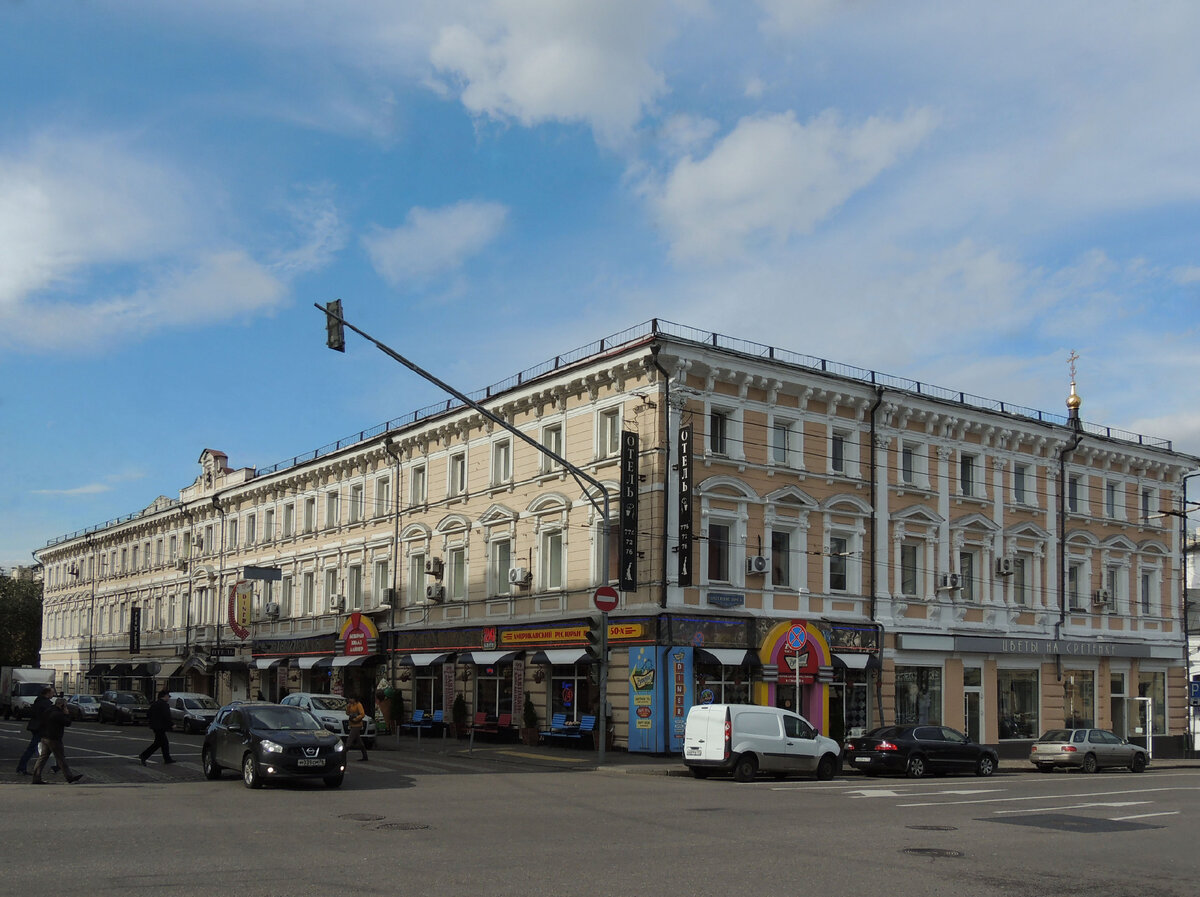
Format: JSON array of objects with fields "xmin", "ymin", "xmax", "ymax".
[{"xmin": 593, "ymin": 585, "xmax": 619, "ymax": 613}]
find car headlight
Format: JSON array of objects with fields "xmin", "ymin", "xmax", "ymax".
[
  {"xmin": 332, "ymin": 740, "xmax": 345, "ymax": 753},
  {"xmin": 260, "ymin": 739, "xmax": 284, "ymax": 754}
]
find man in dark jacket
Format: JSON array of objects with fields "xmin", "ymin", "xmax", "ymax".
[
  {"xmin": 16, "ymin": 686, "xmax": 54, "ymax": 775},
  {"xmin": 31, "ymin": 698, "xmax": 82, "ymax": 784},
  {"xmin": 139, "ymin": 689, "xmax": 175, "ymax": 766}
]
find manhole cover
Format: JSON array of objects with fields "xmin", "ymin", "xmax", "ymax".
[
  {"xmin": 907, "ymin": 825, "xmax": 957, "ymax": 831},
  {"xmin": 375, "ymin": 822, "xmax": 431, "ymax": 831},
  {"xmin": 902, "ymin": 848, "xmax": 963, "ymax": 859},
  {"xmin": 340, "ymin": 814, "xmax": 386, "ymax": 822}
]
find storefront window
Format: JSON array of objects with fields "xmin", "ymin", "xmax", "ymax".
[
  {"xmin": 895, "ymin": 666, "xmax": 942, "ymax": 725},
  {"xmin": 1138, "ymin": 670, "xmax": 1166, "ymax": 734},
  {"xmin": 550, "ymin": 664, "xmax": 595, "ymax": 724},
  {"xmin": 475, "ymin": 664, "xmax": 513, "ymax": 717},
  {"xmin": 413, "ymin": 667, "xmax": 444, "ymax": 714},
  {"xmin": 694, "ymin": 661, "xmax": 751, "ymax": 706},
  {"xmin": 1063, "ymin": 670, "xmax": 1095, "ymax": 728},
  {"xmin": 1110, "ymin": 672, "xmax": 1127, "ymax": 738},
  {"xmin": 997, "ymin": 669, "xmax": 1039, "ymax": 739}
]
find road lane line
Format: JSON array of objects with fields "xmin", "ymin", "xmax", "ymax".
[
  {"xmin": 993, "ymin": 801, "xmax": 1148, "ymax": 815},
  {"xmin": 1111, "ymin": 811, "xmax": 1180, "ymax": 821},
  {"xmin": 896, "ymin": 786, "xmax": 1199, "ymax": 807}
]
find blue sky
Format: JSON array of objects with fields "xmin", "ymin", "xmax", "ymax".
[{"xmin": 3, "ymin": 1, "xmax": 1199, "ymax": 569}]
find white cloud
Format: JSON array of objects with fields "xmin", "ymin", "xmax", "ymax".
[
  {"xmin": 429, "ymin": 0, "xmax": 670, "ymax": 145},
  {"xmin": 31, "ymin": 483, "xmax": 112, "ymax": 496},
  {"xmin": 363, "ymin": 201, "xmax": 509, "ymax": 287},
  {"xmin": 647, "ymin": 108, "xmax": 937, "ymax": 262}
]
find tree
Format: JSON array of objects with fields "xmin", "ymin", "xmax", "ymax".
[{"xmin": 0, "ymin": 575, "xmax": 43, "ymax": 667}]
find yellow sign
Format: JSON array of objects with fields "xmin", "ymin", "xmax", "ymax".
[
  {"xmin": 235, "ymin": 581, "xmax": 253, "ymax": 628},
  {"xmin": 500, "ymin": 622, "xmax": 646, "ymax": 646}
]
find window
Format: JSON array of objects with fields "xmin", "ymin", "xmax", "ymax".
[
  {"xmin": 594, "ymin": 518, "xmax": 619, "ymax": 586},
  {"xmin": 958, "ymin": 551, "xmax": 975, "ymax": 601},
  {"xmin": 831, "ymin": 432, "xmax": 845, "ymax": 473},
  {"xmin": 1063, "ymin": 670, "xmax": 1095, "ymax": 728},
  {"xmin": 448, "ymin": 547, "xmax": 467, "ymax": 601},
  {"xmin": 280, "ymin": 576, "xmax": 293, "ymax": 618},
  {"xmin": 413, "ymin": 665, "xmax": 445, "ymax": 715},
  {"xmin": 325, "ymin": 490, "xmax": 339, "ymax": 528},
  {"xmin": 304, "ymin": 498, "xmax": 316, "ymax": 533},
  {"xmin": 373, "ymin": 476, "xmax": 391, "ymax": 519},
  {"xmin": 1140, "ymin": 570, "xmax": 1154, "ymax": 615},
  {"xmin": 474, "ymin": 663, "xmax": 513, "ymax": 718},
  {"xmin": 542, "ymin": 529, "xmax": 564, "ymax": 590},
  {"xmin": 959, "ymin": 453, "xmax": 976, "ymax": 497},
  {"xmin": 1068, "ymin": 562, "xmax": 1083, "ymax": 610},
  {"xmin": 694, "ymin": 657, "xmax": 752, "ymax": 706},
  {"xmin": 245, "ymin": 514, "xmax": 256, "ymax": 547},
  {"xmin": 489, "ymin": 538, "xmax": 512, "ymax": 596},
  {"xmin": 550, "ymin": 663, "xmax": 596, "ymax": 724},
  {"xmin": 204, "ymin": 525, "xmax": 214, "ymax": 554},
  {"xmin": 772, "ymin": 421, "xmax": 794, "ymax": 466},
  {"xmin": 347, "ymin": 565, "xmax": 363, "ymax": 611},
  {"xmin": 120, "ymin": 548, "xmax": 127, "ymax": 572},
  {"xmin": 707, "ymin": 522, "xmax": 731, "ymax": 583},
  {"xmin": 449, "ymin": 453, "xmax": 466, "ymax": 497},
  {"xmin": 131, "ymin": 545, "xmax": 139, "ymax": 570},
  {"xmin": 491, "ymin": 439, "xmax": 512, "ymax": 486},
  {"xmin": 997, "ymin": 669, "xmax": 1039, "ymax": 739},
  {"xmin": 709, "ymin": 410, "xmax": 729, "ymax": 456},
  {"xmin": 895, "ymin": 666, "xmax": 942, "ymax": 725},
  {"xmin": 1137, "ymin": 671, "xmax": 1166, "ymax": 735},
  {"xmin": 324, "ymin": 568, "xmax": 338, "ymax": 610},
  {"xmin": 1012, "ymin": 556, "xmax": 1028, "ymax": 606},
  {"xmin": 264, "ymin": 508, "xmax": 275, "ymax": 541},
  {"xmin": 408, "ymin": 553, "xmax": 425, "ymax": 605},
  {"xmin": 1141, "ymin": 487, "xmax": 1153, "ymax": 523},
  {"xmin": 169, "ymin": 535, "xmax": 177, "ymax": 561},
  {"xmin": 373, "ymin": 560, "xmax": 389, "ymax": 607},
  {"xmin": 771, "ymin": 529, "xmax": 791, "ymax": 588},
  {"xmin": 1110, "ymin": 672, "xmax": 1128, "ymax": 738},
  {"xmin": 155, "ymin": 539, "xmax": 164, "ymax": 566},
  {"xmin": 227, "ymin": 520, "xmax": 238, "ymax": 550},
  {"xmin": 1013, "ymin": 463, "xmax": 1028, "ymax": 504},
  {"xmin": 542, "ymin": 423, "xmax": 563, "ymax": 472},
  {"xmin": 900, "ymin": 543, "xmax": 920, "ymax": 596},
  {"xmin": 1105, "ymin": 565, "xmax": 1123, "ymax": 612},
  {"xmin": 829, "ymin": 535, "xmax": 852, "ymax": 592},
  {"xmin": 901, "ymin": 445, "xmax": 915, "ymax": 485},
  {"xmin": 1067, "ymin": 475, "xmax": 1081, "ymax": 513},
  {"xmin": 349, "ymin": 484, "xmax": 364, "ymax": 523},
  {"xmin": 283, "ymin": 504, "xmax": 295, "ymax": 538},
  {"xmin": 1105, "ymin": 481, "xmax": 1117, "ymax": 518},
  {"xmin": 599, "ymin": 408, "xmax": 620, "ymax": 459}
]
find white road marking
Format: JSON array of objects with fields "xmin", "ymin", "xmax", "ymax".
[
  {"xmin": 1111, "ymin": 811, "xmax": 1180, "ymax": 821},
  {"xmin": 896, "ymin": 786, "xmax": 1198, "ymax": 808},
  {"xmin": 993, "ymin": 801, "xmax": 1148, "ymax": 815}
]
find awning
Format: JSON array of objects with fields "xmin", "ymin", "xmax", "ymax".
[
  {"xmin": 333, "ymin": 654, "xmax": 384, "ymax": 668},
  {"xmin": 398, "ymin": 652, "xmax": 452, "ymax": 667},
  {"xmin": 253, "ymin": 657, "xmax": 289, "ymax": 670},
  {"xmin": 296, "ymin": 655, "xmax": 334, "ymax": 670},
  {"xmin": 695, "ymin": 648, "xmax": 756, "ymax": 667},
  {"xmin": 180, "ymin": 655, "xmax": 209, "ymax": 675},
  {"xmin": 128, "ymin": 663, "xmax": 153, "ymax": 677},
  {"xmin": 529, "ymin": 648, "xmax": 593, "ymax": 665},
  {"xmin": 833, "ymin": 652, "xmax": 881, "ymax": 671},
  {"xmin": 457, "ymin": 650, "xmax": 519, "ymax": 665},
  {"xmin": 157, "ymin": 664, "xmax": 183, "ymax": 679},
  {"xmin": 85, "ymin": 664, "xmax": 110, "ymax": 678},
  {"xmin": 108, "ymin": 663, "xmax": 133, "ymax": 677}
]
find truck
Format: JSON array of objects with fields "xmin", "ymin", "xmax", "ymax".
[{"xmin": 1, "ymin": 666, "xmax": 56, "ymax": 720}]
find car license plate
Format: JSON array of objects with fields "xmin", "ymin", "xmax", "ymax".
[
  {"xmin": 686, "ymin": 747, "xmax": 699, "ymax": 756},
  {"xmin": 297, "ymin": 758, "xmax": 324, "ymax": 767},
  {"xmin": 854, "ymin": 756, "xmax": 871, "ymax": 763}
]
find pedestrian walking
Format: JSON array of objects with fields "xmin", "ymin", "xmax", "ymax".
[
  {"xmin": 31, "ymin": 698, "xmax": 82, "ymax": 785},
  {"xmin": 138, "ymin": 689, "xmax": 175, "ymax": 766},
  {"xmin": 16, "ymin": 686, "xmax": 54, "ymax": 775},
  {"xmin": 345, "ymin": 692, "xmax": 369, "ymax": 761}
]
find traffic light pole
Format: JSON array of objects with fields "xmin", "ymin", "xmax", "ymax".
[{"xmin": 316, "ymin": 303, "xmax": 612, "ymax": 764}]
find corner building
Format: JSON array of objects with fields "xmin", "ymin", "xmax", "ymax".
[{"xmin": 36, "ymin": 321, "xmax": 1198, "ymax": 757}]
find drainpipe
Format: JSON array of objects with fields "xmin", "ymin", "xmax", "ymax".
[
  {"xmin": 1055, "ymin": 385, "xmax": 1085, "ymax": 682},
  {"xmin": 384, "ymin": 437, "xmax": 404, "ymax": 702},
  {"xmin": 868, "ymin": 386, "xmax": 886, "ymax": 728},
  {"xmin": 650, "ymin": 342, "xmax": 671, "ymax": 610}
]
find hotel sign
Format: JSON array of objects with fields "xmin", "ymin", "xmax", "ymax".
[
  {"xmin": 677, "ymin": 425, "xmax": 693, "ymax": 586},
  {"xmin": 619, "ymin": 431, "xmax": 639, "ymax": 592}
]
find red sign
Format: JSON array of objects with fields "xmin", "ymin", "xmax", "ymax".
[{"xmin": 593, "ymin": 585, "xmax": 619, "ymax": 613}]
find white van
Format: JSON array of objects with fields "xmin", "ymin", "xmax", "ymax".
[{"xmin": 683, "ymin": 703, "xmax": 841, "ymax": 782}]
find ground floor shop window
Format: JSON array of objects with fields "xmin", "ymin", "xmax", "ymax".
[
  {"xmin": 895, "ymin": 666, "xmax": 942, "ymax": 725},
  {"xmin": 1138, "ymin": 670, "xmax": 1166, "ymax": 734},
  {"xmin": 550, "ymin": 664, "xmax": 595, "ymax": 724},
  {"xmin": 414, "ymin": 667, "xmax": 444, "ymax": 714},
  {"xmin": 1110, "ymin": 672, "xmax": 1127, "ymax": 738},
  {"xmin": 694, "ymin": 661, "xmax": 751, "ymax": 705},
  {"xmin": 1063, "ymin": 670, "xmax": 1095, "ymax": 728},
  {"xmin": 998, "ymin": 669, "xmax": 1038, "ymax": 739},
  {"xmin": 475, "ymin": 664, "xmax": 513, "ymax": 717}
]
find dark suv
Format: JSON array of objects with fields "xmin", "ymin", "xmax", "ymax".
[
  {"xmin": 98, "ymin": 690, "xmax": 150, "ymax": 725},
  {"xmin": 202, "ymin": 702, "xmax": 346, "ymax": 789}
]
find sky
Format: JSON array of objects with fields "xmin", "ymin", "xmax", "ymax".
[{"xmin": 2, "ymin": 0, "xmax": 1199, "ymax": 569}]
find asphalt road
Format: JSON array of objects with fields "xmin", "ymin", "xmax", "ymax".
[{"xmin": 3, "ymin": 720, "xmax": 1197, "ymax": 897}]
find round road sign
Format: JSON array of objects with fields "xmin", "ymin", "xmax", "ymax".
[
  {"xmin": 593, "ymin": 585, "xmax": 619, "ymax": 613},
  {"xmin": 786, "ymin": 624, "xmax": 807, "ymax": 650}
]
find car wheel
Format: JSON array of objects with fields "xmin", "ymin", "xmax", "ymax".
[
  {"xmin": 733, "ymin": 753, "xmax": 758, "ymax": 783},
  {"xmin": 691, "ymin": 768, "xmax": 709, "ymax": 779},
  {"xmin": 1082, "ymin": 753, "xmax": 1098, "ymax": 774},
  {"xmin": 324, "ymin": 773, "xmax": 344, "ymax": 788},
  {"xmin": 242, "ymin": 753, "xmax": 263, "ymax": 789},
  {"xmin": 906, "ymin": 754, "xmax": 927, "ymax": 778},
  {"xmin": 1131, "ymin": 753, "xmax": 1147, "ymax": 774},
  {"xmin": 975, "ymin": 755, "xmax": 996, "ymax": 777},
  {"xmin": 202, "ymin": 748, "xmax": 222, "ymax": 780},
  {"xmin": 816, "ymin": 754, "xmax": 838, "ymax": 781}
]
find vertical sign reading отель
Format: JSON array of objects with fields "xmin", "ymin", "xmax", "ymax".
[
  {"xmin": 619, "ymin": 431, "xmax": 639, "ymax": 593},
  {"xmin": 677, "ymin": 425, "xmax": 693, "ymax": 586}
]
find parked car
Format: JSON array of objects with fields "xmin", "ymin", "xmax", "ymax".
[
  {"xmin": 843, "ymin": 725, "xmax": 998, "ymax": 778},
  {"xmin": 279, "ymin": 692, "xmax": 377, "ymax": 747},
  {"xmin": 202, "ymin": 702, "xmax": 345, "ymax": 789},
  {"xmin": 65, "ymin": 694, "xmax": 100, "ymax": 721},
  {"xmin": 168, "ymin": 692, "xmax": 220, "ymax": 733},
  {"xmin": 1029, "ymin": 728, "xmax": 1149, "ymax": 773},
  {"xmin": 98, "ymin": 690, "xmax": 150, "ymax": 725},
  {"xmin": 683, "ymin": 704, "xmax": 842, "ymax": 782}
]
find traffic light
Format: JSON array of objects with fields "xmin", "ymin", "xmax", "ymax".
[
  {"xmin": 584, "ymin": 614, "xmax": 606, "ymax": 661},
  {"xmin": 325, "ymin": 299, "xmax": 345, "ymax": 352}
]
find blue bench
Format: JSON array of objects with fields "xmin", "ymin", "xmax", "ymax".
[
  {"xmin": 400, "ymin": 710, "xmax": 426, "ymax": 734},
  {"xmin": 539, "ymin": 712, "xmax": 568, "ymax": 743},
  {"xmin": 541, "ymin": 713, "xmax": 596, "ymax": 747}
]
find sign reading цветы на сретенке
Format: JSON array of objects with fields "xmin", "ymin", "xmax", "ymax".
[{"xmin": 954, "ymin": 635, "xmax": 1154, "ymax": 658}]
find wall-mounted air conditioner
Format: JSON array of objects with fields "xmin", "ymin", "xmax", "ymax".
[
  {"xmin": 745, "ymin": 556, "xmax": 768, "ymax": 575},
  {"xmin": 329, "ymin": 595, "xmax": 345, "ymax": 613},
  {"xmin": 265, "ymin": 602, "xmax": 281, "ymax": 618},
  {"xmin": 425, "ymin": 557, "xmax": 444, "ymax": 578},
  {"xmin": 1092, "ymin": 589, "xmax": 1111, "ymax": 608},
  {"xmin": 995, "ymin": 557, "xmax": 1014, "ymax": 576},
  {"xmin": 175, "ymin": 559, "xmax": 189, "ymax": 572},
  {"xmin": 426, "ymin": 584, "xmax": 445, "ymax": 604},
  {"xmin": 508, "ymin": 566, "xmax": 531, "ymax": 586},
  {"xmin": 938, "ymin": 573, "xmax": 962, "ymax": 590}
]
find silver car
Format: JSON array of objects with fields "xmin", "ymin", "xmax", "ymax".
[{"xmin": 1030, "ymin": 728, "xmax": 1149, "ymax": 773}]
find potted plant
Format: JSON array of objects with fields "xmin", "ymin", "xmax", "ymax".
[
  {"xmin": 452, "ymin": 693, "xmax": 468, "ymax": 738},
  {"xmin": 520, "ymin": 693, "xmax": 540, "ymax": 746}
]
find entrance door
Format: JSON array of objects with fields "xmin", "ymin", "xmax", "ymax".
[
  {"xmin": 963, "ymin": 668, "xmax": 983, "ymax": 743},
  {"xmin": 1134, "ymin": 696, "xmax": 1153, "ymax": 759},
  {"xmin": 827, "ymin": 684, "xmax": 846, "ymax": 745}
]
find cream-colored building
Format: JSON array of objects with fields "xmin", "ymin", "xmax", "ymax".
[{"xmin": 35, "ymin": 321, "xmax": 1199, "ymax": 756}]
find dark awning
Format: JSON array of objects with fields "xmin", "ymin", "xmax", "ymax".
[
  {"xmin": 457, "ymin": 651, "xmax": 519, "ymax": 665},
  {"xmin": 85, "ymin": 664, "xmax": 110, "ymax": 678},
  {"xmin": 528, "ymin": 648, "xmax": 594, "ymax": 665},
  {"xmin": 252, "ymin": 656, "xmax": 289, "ymax": 670},
  {"xmin": 332, "ymin": 654, "xmax": 384, "ymax": 668},
  {"xmin": 296, "ymin": 655, "xmax": 334, "ymax": 670},
  {"xmin": 695, "ymin": 648, "xmax": 758, "ymax": 667},
  {"xmin": 832, "ymin": 652, "xmax": 881, "ymax": 671},
  {"xmin": 128, "ymin": 663, "xmax": 153, "ymax": 677},
  {"xmin": 108, "ymin": 663, "xmax": 133, "ymax": 676},
  {"xmin": 396, "ymin": 652, "xmax": 452, "ymax": 667}
]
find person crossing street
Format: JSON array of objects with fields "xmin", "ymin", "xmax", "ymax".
[
  {"xmin": 138, "ymin": 689, "xmax": 175, "ymax": 766},
  {"xmin": 345, "ymin": 692, "xmax": 369, "ymax": 761}
]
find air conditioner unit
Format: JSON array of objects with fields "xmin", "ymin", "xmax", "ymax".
[
  {"xmin": 193, "ymin": 534, "xmax": 204, "ymax": 552},
  {"xmin": 264, "ymin": 602, "xmax": 280, "ymax": 618},
  {"xmin": 425, "ymin": 557, "xmax": 444, "ymax": 578},
  {"xmin": 508, "ymin": 566, "xmax": 531, "ymax": 586},
  {"xmin": 425, "ymin": 584, "xmax": 445, "ymax": 604},
  {"xmin": 175, "ymin": 559, "xmax": 189, "ymax": 572},
  {"xmin": 1092, "ymin": 589, "xmax": 1111, "ymax": 607},
  {"xmin": 329, "ymin": 595, "xmax": 345, "ymax": 613},
  {"xmin": 938, "ymin": 573, "xmax": 962, "ymax": 590},
  {"xmin": 745, "ymin": 556, "xmax": 768, "ymax": 575},
  {"xmin": 995, "ymin": 557, "xmax": 1014, "ymax": 576}
]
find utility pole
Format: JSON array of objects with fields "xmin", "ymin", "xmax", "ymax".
[{"xmin": 316, "ymin": 302, "xmax": 614, "ymax": 764}]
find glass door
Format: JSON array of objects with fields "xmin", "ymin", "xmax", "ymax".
[
  {"xmin": 1134, "ymin": 696, "xmax": 1153, "ymax": 759},
  {"xmin": 963, "ymin": 667, "xmax": 983, "ymax": 743}
]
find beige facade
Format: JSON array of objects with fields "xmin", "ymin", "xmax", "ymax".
[{"xmin": 35, "ymin": 322, "xmax": 1199, "ymax": 755}]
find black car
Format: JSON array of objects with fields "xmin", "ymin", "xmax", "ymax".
[
  {"xmin": 202, "ymin": 702, "xmax": 346, "ymax": 789},
  {"xmin": 843, "ymin": 725, "xmax": 998, "ymax": 778},
  {"xmin": 98, "ymin": 690, "xmax": 150, "ymax": 725}
]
